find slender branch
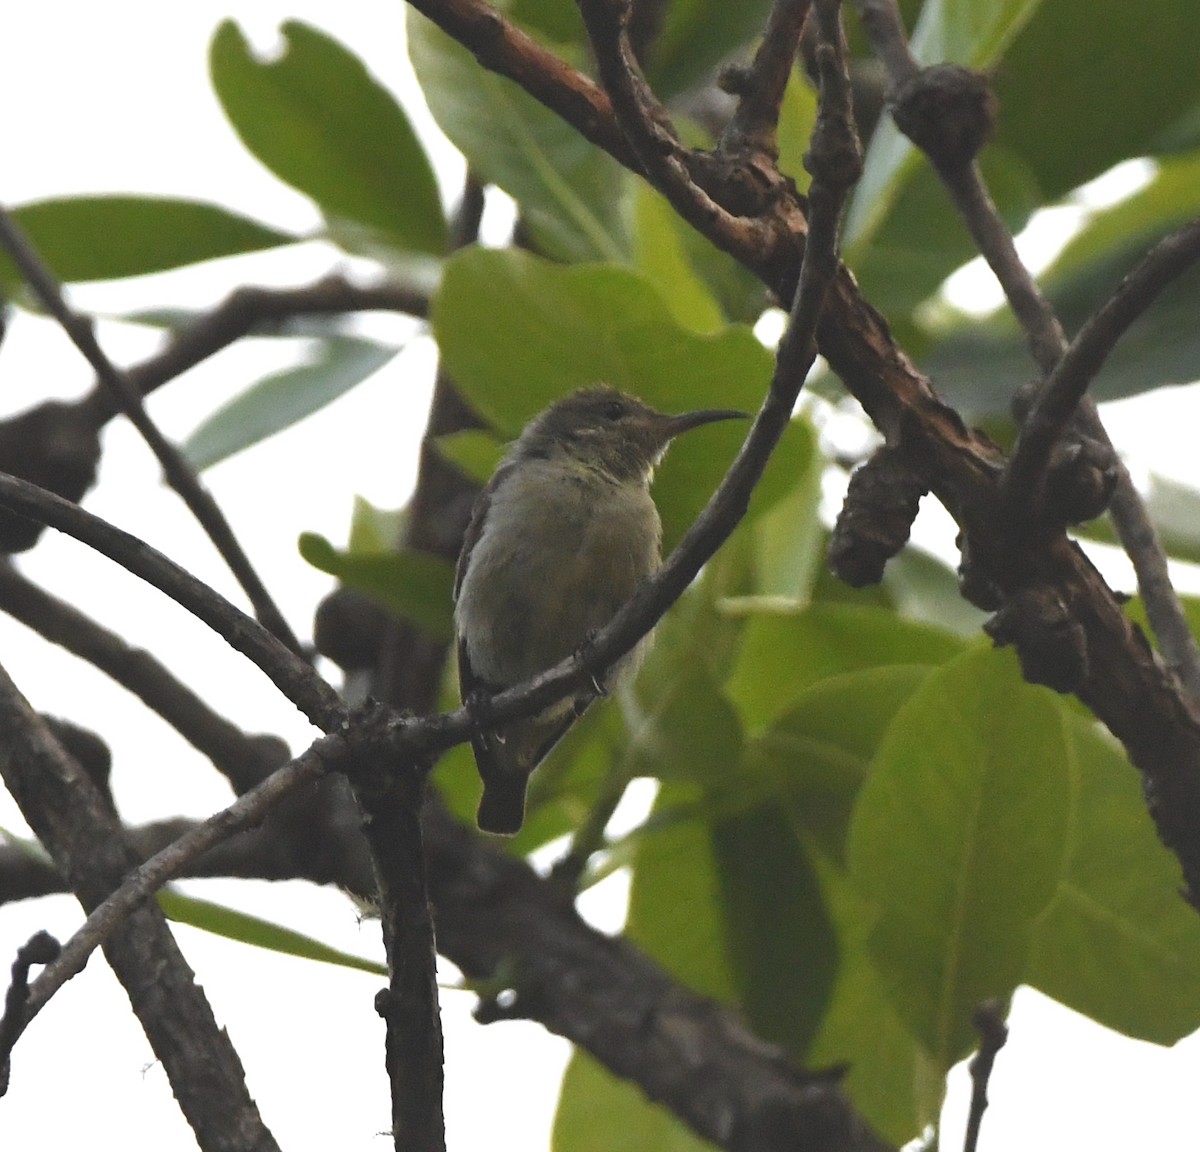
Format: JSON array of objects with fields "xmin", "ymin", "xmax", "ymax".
[
  {"xmin": 0, "ymin": 472, "xmax": 344, "ymax": 730},
  {"xmin": 0, "ymin": 931, "xmax": 60, "ymax": 1094},
  {"xmin": 0, "ymin": 204, "xmax": 303, "ymax": 654},
  {"xmin": 18, "ymin": 741, "xmax": 336, "ymax": 1035},
  {"xmin": 1007, "ymin": 219, "xmax": 1200, "ymax": 501},
  {"xmin": 0, "ymin": 560, "xmax": 288, "ymax": 792},
  {"xmin": 0, "ymin": 661, "xmax": 281, "ymax": 1151},
  {"xmin": 578, "ymin": 0, "xmax": 773, "ymax": 259},
  {"xmin": 723, "ymin": 0, "xmax": 814, "ymax": 154},
  {"xmin": 86, "ymin": 274, "xmax": 430, "ymax": 420},
  {"xmin": 853, "ymin": 0, "xmax": 1200, "ymax": 701},
  {"xmin": 963, "ymin": 1001, "xmax": 1008, "ymax": 1152}
]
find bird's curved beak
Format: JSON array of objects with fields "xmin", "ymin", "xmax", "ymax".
[{"xmin": 659, "ymin": 407, "xmax": 748, "ymax": 440}]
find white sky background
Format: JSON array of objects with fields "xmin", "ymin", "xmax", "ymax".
[{"xmin": 1, "ymin": 3, "xmax": 1200, "ymax": 1150}]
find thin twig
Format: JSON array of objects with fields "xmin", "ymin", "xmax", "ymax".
[
  {"xmin": 964, "ymin": 1000, "xmax": 1008, "ymax": 1152},
  {"xmin": 0, "ymin": 931, "xmax": 60, "ymax": 1094},
  {"xmin": 0, "ymin": 471, "xmax": 344, "ymax": 730},
  {"xmin": 0, "ymin": 560, "xmax": 288, "ymax": 792},
  {"xmin": 0, "ymin": 205, "xmax": 304, "ymax": 654},
  {"xmin": 578, "ymin": 0, "xmax": 772, "ymax": 259},
  {"xmin": 1007, "ymin": 219, "xmax": 1200, "ymax": 498},
  {"xmin": 19, "ymin": 741, "xmax": 337, "ymax": 1033},
  {"xmin": 723, "ymin": 0, "xmax": 814, "ymax": 154}
]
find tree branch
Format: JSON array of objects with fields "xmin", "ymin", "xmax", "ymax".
[
  {"xmin": 0, "ymin": 205, "xmax": 303, "ymax": 654},
  {"xmin": 0, "ymin": 661, "xmax": 281, "ymax": 1152}
]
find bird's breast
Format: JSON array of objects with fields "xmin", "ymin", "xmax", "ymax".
[{"xmin": 455, "ymin": 461, "xmax": 662, "ymax": 686}]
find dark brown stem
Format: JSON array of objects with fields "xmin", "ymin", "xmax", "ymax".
[
  {"xmin": 963, "ymin": 1001, "xmax": 1008, "ymax": 1152},
  {"xmin": 0, "ymin": 662, "xmax": 281, "ymax": 1151}
]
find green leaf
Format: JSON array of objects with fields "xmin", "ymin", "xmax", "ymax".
[
  {"xmin": 882, "ymin": 547, "xmax": 988, "ymax": 636},
  {"xmin": 180, "ymin": 336, "xmax": 399, "ymax": 470},
  {"xmin": 432, "ymin": 429, "xmax": 506, "ymax": 485},
  {"xmin": 620, "ymin": 667, "xmax": 743, "ymax": 787},
  {"xmin": 848, "ymin": 645, "xmax": 1070, "ymax": 1067},
  {"xmin": 777, "ymin": 68, "xmax": 818, "ymax": 192},
  {"xmin": 725, "ymin": 602, "xmax": 965, "ymax": 731},
  {"xmin": 432, "ymin": 248, "xmax": 792, "ymax": 549},
  {"xmin": 408, "ymin": 10, "xmax": 627, "ymax": 262},
  {"xmin": 631, "ymin": 184, "xmax": 723, "ymax": 333},
  {"xmin": 991, "ymin": 5, "xmax": 1200, "ymax": 200},
  {"xmin": 925, "ymin": 151, "xmax": 1200, "ymax": 415},
  {"xmin": 298, "ymin": 533, "xmax": 455, "ymax": 640},
  {"xmin": 844, "ymin": 0, "xmax": 1043, "ymax": 253},
  {"xmin": 625, "ymin": 783, "xmax": 736, "ymax": 1001},
  {"xmin": 553, "ymin": 1050, "xmax": 710, "ymax": 1152},
  {"xmin": 710, "ymin": 803, "xmax": 839, "ymax": 1057},
  {"xmin": 646, "ymin": 0, "xmax": 775, "ymax": 98},
  {"xmin": 0, "ymin": 197, "xmax": 294, "ymax": 293},
  {"xmin": 210, "ymin": 20, "xmax": 446, "ymax": 257},
  {"xmin": 1027, "ymin": 715, "xmax": 1200, "ymax": 1044},
  {"xmin": 157, "ymin": 888, "xmax": 385, "ymax": 975},
  {"xmin": 347, "ymin": 495, "xmax": 405, "ymax": 553}
]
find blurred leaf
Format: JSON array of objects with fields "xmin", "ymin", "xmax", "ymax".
[
  {"xmin": 621, "ymin": 667, "xmax": 743, "ymax": 787},
  {"xmin": 432, "ymin": 249, "xmax": 791, "ymax": 549},
  {"xmin": 157, "ymin": 888, "xmax": 386, "ymax": 975},
  {"xmin": 181, "ymin": 336, "xmax": 399, "ymax": 470},
  {"xmin": 299, "ymin": 533, "xmax": 454, "ymax": 640},
  {"xmin": 724, "ymin": 602, "xmax": 965, "ymax": 731},
  {"xmin": 510, "ymin": 0, "xmax": 584, "ymax": 44},
  {"xmin": 632, "ymin": 184, "xmax": 723, "ymax": 333},
  {"xmin": 348, "ymin": 495, "xmax": 405, "ymax": 553},
  {"xmin": 882, "ymin": 547, "xmax": 988, "ymax": 636},
  {"xmin": 851, "ymin": 146, "xmax": 1040, "ymax": 320},
  {"xmin": 1028, "ymin": 715, "xmax": 1200, "ymax": 1043},
  {"xmin": 749, "ymin": 424, "xmax": 824, "ymax": 600},
  {"xmin": 0, "ymin": 197, "xmax": 294, "ymax": 293},
  {"xmin": 646, "ymin": 0, "xmax": 774, "ymax": 98},
  {"xmin": 710, "ymin": 803, "xmax": 839, "ymax": 1057},
  {"xmin": 992, "ymin": 5, "xmax": 1200, "ymax": 200},
  {"xmin": 408, "ymin": 10, "xmax": 627, "ymax": 262},
  {"xmin": 625, "ymin": 783, "xmax": 736, "ymax": 1001},
  {"xmin": 553, "ymin": 1050, "xmax": 710, "ymax": 1152},
  {"xmin": 433, "ymin": 429, "xmax": 506, "ymax": 485},
  {"xmin": 777, "ymin": 68, "xmax": 818, "ymax": 192},
  {"xmin": 848, "ymin": 645, "xmax": 1069, "ymax": 1067},
  {"xmin": 925, "ymin": 153, "xmax": 1200, "ymax": 416},
  {"xmin": 210, "ymin": 21, "xmax": 446, "ymax": 257},
  {"xmin": 844, "ymin": 0, "xmax": 1043, "ymax": 253}
]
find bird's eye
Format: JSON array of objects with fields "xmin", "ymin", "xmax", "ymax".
[{"xmin": 602, "ymin": 399, "xmax": 627, "ymax": 420}]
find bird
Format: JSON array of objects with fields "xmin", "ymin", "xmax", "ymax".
[{"xmin": 453, "ymin": 385, "xmax": 745, "ymax": 834}]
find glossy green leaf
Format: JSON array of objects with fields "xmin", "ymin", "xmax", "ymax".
[
  {"xmin": 0, "ymin": 197, "xmax": 294, "ymax": 293},
  {"xmin": 408, "ymin": 11, "xmax": 627, "ymax": 262},
  {"xmin": 646, "ymin": 0, "xmax": 774, "ymax": 98},
  {"xmin": 298, "ymin": 533, "xmax": 454, "ymax": 640},
  {"xmin": 347, "ymin": 495, "xmax": 405, "ymax": 554},
  {"xmin": 725, "ymin": 602, "xmax": 965, "ymax": 731},
  {"xmin": 632, "ymin": 184, "xmax": 723, "ymax": 333},
  {"xmin": 848, "ymin": 645, "xmax": 1069, "ymax": 1066},
  {"xmin": 210, "ymin": 20, "xmax": 446, "ymax": 257},
  {"xmin": 157, "ymin": 888, "xmax": 385, "ymax": 975},
  {"xmin": 844, "ymin": 0, "xmax": 1043, "ymax": 253},
  {"xmin": 553, "ymin": 1050, "xmax": 710, "ymax": 1152},
  {"xmin": 181, "ymin": 336, "xmax": 399, "ymax": 470},
  {"xmin": 1027, "ymin": 715, "xmax": 1200, "ymax": 1043},
  {"xmin": 431, "ymin": 248, "xmax": 798, "ymax": 550}
]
